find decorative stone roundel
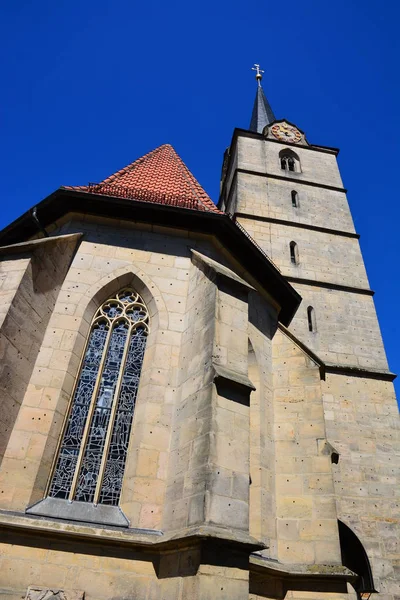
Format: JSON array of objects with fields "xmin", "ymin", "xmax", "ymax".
[{"xmin": 271, "ymin": 123, "xmax": 302, "ymax": 143}]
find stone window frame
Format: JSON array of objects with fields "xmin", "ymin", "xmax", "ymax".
[
  {"xmin": 279, "ymin": 148, "xmax": 301, "ymax": 173},
  {"xmin": 307, "ymin": 305, "xmax": 317, "ymax": 332},
  {"xmin": 47, "ymin": 288, "xmax": 150, "ymax": 507},
  {"xmin": 289, "ymin": 241, "xmax": 299, "ymax": 265},
  {"xmin": 26, "ymin": 270, "xmax": 163, "ymax": 528}
]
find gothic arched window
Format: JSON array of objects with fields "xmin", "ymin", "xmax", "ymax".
[
  {"xmin": 279, "ymin": 149, "xmax": 300, "ymax": 173},
  {"xmin": 291, "ymin": 190, "xmax": 299, "ymax": 207},
  {"xmin": 290, "ymin": 241, "xmax": 299, "ymax": 265},
  {"xmin": 49, "ymin": 289, "xmax": 149, "ymax": 506}
]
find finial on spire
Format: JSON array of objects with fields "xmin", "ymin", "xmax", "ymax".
[
  {"xmin": 252, "ymin": 63, "xmax": 264, "ymax": 87},
  {"xmin": 249, "ymin": 64, "xmax": 276, "ymax": 133}
]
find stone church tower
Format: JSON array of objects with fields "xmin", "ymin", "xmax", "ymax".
[{"xmin": 0, "ymin": 71, "xmax": 398, "ymax": 600}]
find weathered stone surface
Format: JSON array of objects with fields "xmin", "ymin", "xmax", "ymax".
[
  {"xmin": 0, "ymin": 120, "xmax": 398, "ymax": 600},
  {"xmin": 223, "ymin": 130, "xmax": 400, "ymax": 598},
  {"xmin": 26, "ymin": 586, "xmax": 84, "ymax": 600}
]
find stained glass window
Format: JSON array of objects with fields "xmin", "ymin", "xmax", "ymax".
[{"xmin": 49, "ymin": 289, "xmax": 149, "ymax": 506}]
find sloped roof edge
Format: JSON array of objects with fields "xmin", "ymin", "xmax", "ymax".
[{"xmin": 0, "ymin": 188, "xmax": 301, "ymax": 326}]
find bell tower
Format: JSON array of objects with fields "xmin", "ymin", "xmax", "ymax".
[
  {"xmin": 220, "ymin": 67, "xmax": 389, "ymax": 373},
  {"xmin": 219, "ymin": 65, "xmax": 399, "ymax": 598}
]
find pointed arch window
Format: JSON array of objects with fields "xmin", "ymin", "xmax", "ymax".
[
  {"xmin": 291, "ymin": 190, "xmax": 299, "ymax": 207},
  {"xmin": 279, "ymin": 149, "xmax": 300, "ymax": 173},
  {"xmin": 49, "ymin": 289, "xmax": 149, "ymax": 506},
  {"xmin": 307, "ymin": 306, "xmax": 317, "ymax": 332},
  {"xmin": 289, "ymin": 241, "xmax": 299, "ymax": 265}
]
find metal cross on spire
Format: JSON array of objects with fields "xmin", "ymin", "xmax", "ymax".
[
  {"xmin": 249, "ymin": 63, "xmax": 276, "ymax": 133},
  {"xmin": 252, "ymin": 63, "xmax": 264, "ymax": 87}
]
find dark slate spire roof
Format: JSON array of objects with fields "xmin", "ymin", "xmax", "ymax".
[{"xmin": 249, "ymin": 83, "xmax": 276, "ymax": 133}]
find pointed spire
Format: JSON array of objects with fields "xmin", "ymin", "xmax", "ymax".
[{"xmin": 249, "ymin": 64, "xmax": 276, "ymax": 133}]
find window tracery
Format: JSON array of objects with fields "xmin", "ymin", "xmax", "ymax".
[
  {"xmin": 49, "ymin": 289, "xmax": 149, "ymax": 506},
  {"xmin": 279, "ymin": 149, "xmax": 300, "ymax": 173}
]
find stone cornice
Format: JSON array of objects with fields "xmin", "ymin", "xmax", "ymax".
[
  {"xmin": 191, "ymin": 249, "xmax": 255, "ymax": 293},
  {"xmin": 278, "ymin": 324, "xmax": 397, "ymax": 382},
  {"xmin": 249, "ymin": 553, "xmax": 356, "ymax": 593},
  {"xmin": 232, "ymin": 127, "xmax": 340, "ymax": 155},
  {"xmin": 250, "ymin": 554, "xmax": 355, "ymax": 580},
  {"xmin": 0, "ymin": 233, "xmax": 83, "ymax": 256},
  {"xmin": 286, "ymin": 276, "xmax": 375, "ymax": 296},
  {"xmin": 219, "ymin": 168, "xmax": 347, "ymax": 214},
  {"xmin": 278, "ymin": 324, "xmax": 324, "ymax": 372},
  {"xmin": 0, "ymin": 509, "xmax": 263, "ymax": 553},
  {"xmin": 235, "ymin": 212, "xmax": 359, "ymax": 239},
  {"xmin": 324, "ymin": 363, "xmax": 396, "ymax": 381},
  {"xmin": 236, "ymin": 167, "xmax": 347, "ymax": 193}
]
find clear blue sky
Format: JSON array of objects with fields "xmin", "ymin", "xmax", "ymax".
[{"xmin": 1, "ymin": 0, "xmax": 399, "ymax": 398}]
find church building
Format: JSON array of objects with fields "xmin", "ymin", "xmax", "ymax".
[{"xmin": 0, "ymin": 67, "xmax": 398, "ymax": 600}]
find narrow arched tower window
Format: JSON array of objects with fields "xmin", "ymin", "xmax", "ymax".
[
  {"xmin": 307, "ymin": 306, "xmax": 316, "ymax": 332},
  {"xmin": 290, "ymin": 241, "xmax": 299, "ymax": 265},
  {"xmin": 291, "ymin": 190, "xmax": 299, "ymax": 207},
  {"xmin": 49, "ymin": 288, "xmax": 149, "ymax": 506}
]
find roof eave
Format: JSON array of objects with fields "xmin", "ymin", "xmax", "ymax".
[{"xmin": 0, "ymin": 189, "xmax": 301, "ymax": 326}]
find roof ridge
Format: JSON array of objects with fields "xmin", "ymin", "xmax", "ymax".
[
  {"xmin": 100, "ymin": 144, "xmax": 172, "ymax": 186},
  {"xmin": 62, "ymin": 144, "xmax": 221, "ymax": 214},
  {"xmin": 167, "ymin": 146, "xmax": 214, "ymax": 211}
]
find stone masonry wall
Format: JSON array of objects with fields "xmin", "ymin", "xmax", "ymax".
[
  {"xmin": 272, "ymin": 329, "xmax": 342, "ymax": 565},
  {"xmin": 164, "ymin": 255, "xmax": 217, "ymax": 531},
  {"xmin": 234, "ymin": 174, "xmax": 355, "ymax": 233},
  {"xmin": 247, "ymin": 292, "xmax": 277, "ymax": 546},
  {"xmin": 0, "ymin": 217, "xmax": 282, "ymax": 600},
  {"xmin": 0, "ymin": 221, "xmax": 194, "ymax": 524},
  {"xmin": 289, "ymin": 283, "xmax": 388, "ymax": 370},
  {"xmin": 0, "ymin": 235, "xmax": 80, "ymax": 468},
  {"xmin": 323, "ymin": 374, "xmax": 400, "ymax": 600},
  {"xmin": 0, "ymin": 531, "xmax": 158, "ymax": 600},
  {"xmin": 225, "ymin": 129, "xmax": 400, "ymax": 600},
  {"xmin": 235, "ymin": 135, "xmax": 344, "ymax": 190},
  {"xmin": 237, "ymin": 214, "xmax": 368, "ymax": 288}
]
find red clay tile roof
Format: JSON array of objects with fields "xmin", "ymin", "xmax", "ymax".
[{"xmin": 63, "ymin": 144, "xmax": 220, "ymax": 213}]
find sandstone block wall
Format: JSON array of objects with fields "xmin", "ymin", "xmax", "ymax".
[
  {"xmin": 222, "ymin": 128, "xmax": 400, "ymax": 600},
  {"xmin": 0, "ymin": 235, "xmax": 80, "ymax": 467},
  {"xmin": 237, "ymin": 214, "xmax": 368, "ymax": 288},
  {"xmin": 234, "ymin": 175, "xmax": 355, "ymax": 233},
  {"xmin": 272, "ymin": 329, "xmax": 341, "ymax": 565},
  {"xmin": 323, "ymin": 374, "xmax": 400, "ymax": 600},
  {"xmin": 0, "ymin": 150, "xmax": 397, "ymax": 600},
  {"xmin": 0, "ymin": 215, "xmax": 293, "ymax": 600},
  {"xmin": 289, "ymin": 283, "xmax": 388, "ymax": 370}
]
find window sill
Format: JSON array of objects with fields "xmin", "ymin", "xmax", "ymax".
[{"xmin": 26, "ymin": 497, "xmax": 130, "ymax": 528}]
